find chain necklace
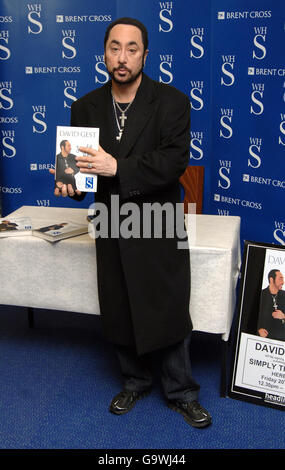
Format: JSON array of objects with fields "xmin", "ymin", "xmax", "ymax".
[
  {"xmin": 62, "ymin": 155, "xmax": 69, "ymax": 169},
  {"xmin": 271, "ymin": 291, "xmax": 285, "ymax": 324},
  {"xmin": 111, "ymin": 92, "xmax": 134, "ymax": 142},
  {"xmin": 272, "ymin": 293, "xmax": 278, "ymax": 310}
]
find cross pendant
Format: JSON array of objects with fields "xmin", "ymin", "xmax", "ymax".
[
  {"xmin": 116, "ymin": 130, "xmax": 123, "ymax": 141},
  {"xmin": 119, "ymin": 113, "xmax": 127, "ymax": 127}
]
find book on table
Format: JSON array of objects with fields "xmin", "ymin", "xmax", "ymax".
[
  {"xmin": 32, "ymin": 221, "xmax": 88, "ymax": 242},
  {"xmin": 0, "ymin": 217, "xmax": 32, "ymax": 237}
]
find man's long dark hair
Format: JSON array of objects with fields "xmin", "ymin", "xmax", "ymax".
[
  {"xmin": 268, "ymin": 269, "xmax": 280, "ymax": 282},
  {"xmin": 104, "ymin": 17, "xmax": 149, "ymax": 52}
]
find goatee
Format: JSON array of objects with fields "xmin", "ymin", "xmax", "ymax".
[{"xmin": 108, "ymin": 63, "xmax": 144, "ymax": 85}]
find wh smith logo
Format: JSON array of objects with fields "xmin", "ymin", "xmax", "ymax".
[{"xmin": 85, "ymin": 177, "xmax": 94, "ymax": 189}]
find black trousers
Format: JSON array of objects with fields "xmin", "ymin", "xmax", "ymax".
[{"xmin": 114, "ymin": 333, "xmax": 200, "ymax": 402}]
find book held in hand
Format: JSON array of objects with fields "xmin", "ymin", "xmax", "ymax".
[
  {"xmin": 55, "ymin": 125, "xmax": 99, "ymax": 192},
  {"xmin": 0, "ymin": 217, "xmax": 32, "ymax": 237},
  {"xmin": 33, "ymin": 222, "xmax": 88, "ymax": 242}
]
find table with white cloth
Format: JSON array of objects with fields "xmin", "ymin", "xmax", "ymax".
[{"xmin": 0, "ymin": 206, "xmax": 241, "ymax": 396}]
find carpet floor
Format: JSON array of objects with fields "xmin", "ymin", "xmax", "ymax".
[{"xmin": 0, "ymin": 305, "xmax": 284, "ymax": 451}]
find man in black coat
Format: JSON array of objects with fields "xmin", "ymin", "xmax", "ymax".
[
  {"xmin": 55, "ymin": 140, "xmax": 79, "ymax": 191},
  {"xmin": 52, "ymin": 17, "xmax": 211, "ymax": 428},
  {"xmin": 258, "ymin": 269, "xmax": 285, "ymax": 341}
]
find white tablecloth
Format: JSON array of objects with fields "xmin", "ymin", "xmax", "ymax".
[{"xmin": 0, "ymin": 206, "xmax": 241, "ymax": 341}]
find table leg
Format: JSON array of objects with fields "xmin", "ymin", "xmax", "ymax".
[
  {"xmin": 220, "ymin": 339, "xmax": 229, "ymax": 397},
  {"xmin": 27, "ymin": 307, "xmax": 34, "ymax": 328}
]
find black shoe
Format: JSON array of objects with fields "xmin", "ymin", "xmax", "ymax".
[
  {"xmin": 168, "ymin": 400, "xmax": 212, "ymax": 428},
  {"xmin": 109, "ymin": 389, "xmax": 151, "ymax": 415}
]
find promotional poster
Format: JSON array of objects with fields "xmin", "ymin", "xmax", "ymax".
[{"xmin": 230, "ymin": 242, "xmax": 285, "ymax": 410}]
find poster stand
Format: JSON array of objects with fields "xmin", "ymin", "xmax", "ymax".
[{"xmin": 229, "ymin": 241, "xmax": 285, "ymax": 410}]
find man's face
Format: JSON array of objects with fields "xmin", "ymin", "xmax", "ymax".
[
  {"xmin": 273, "ymin": 271, "xmax": 284, "ymax": 291},
  {"xmin": 64, "ymin": 141, "xmax": 71, "ymax": 154},
  {"xmin": 104, "ymin": 24, "xmax": 148, "ymax": 85}
]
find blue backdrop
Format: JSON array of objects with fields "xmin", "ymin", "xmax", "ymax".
[{"xmin": 0, "ymin": 0, "xmax": 284, "ymax": 246}]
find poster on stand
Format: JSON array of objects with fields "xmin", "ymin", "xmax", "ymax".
[{"xmin": 229, "ymin": 241, "xmax": 285, "ymax": 410}]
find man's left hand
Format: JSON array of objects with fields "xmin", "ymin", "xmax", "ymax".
[
  {"xmin": 272, "ymin": 309, "xmax": 285, "ymax": 320},
  {"xmin": 76, "ymin": 145, "xmax": 117, "ymax": 177}
]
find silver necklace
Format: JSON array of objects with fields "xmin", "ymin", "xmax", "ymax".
[
  {"xmin": 62, "ymin": 155, "xmax": 69, "ymax": 168},
  {"xmin": 271, "ymin": 292, "xmax": 285, "ymax": 324},
  {"xmin": 272, "ymin": 293, "xmax": 278, "ymax": 310},
  {"xmin": 112, "ymin": 93, "xmax": 133, "ymax": 141}
]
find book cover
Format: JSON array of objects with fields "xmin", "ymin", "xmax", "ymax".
[
  {"xmin": 33, "ymin": 221, "xmax": 88, "ymax": 242},
  {"xmin": 0, "ymin": 217, "xmax": 32, "ymax": 237},
  {"xmin": 55, "ymin": 126, "xmax": 99, "ymax": 192}
]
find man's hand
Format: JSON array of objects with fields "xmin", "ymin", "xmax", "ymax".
[
  {"xmin": 64, "ymin": 167, "xmax": 74, "ymax": 174},
  {"xmin": 258, "ymin": 328, "xmax": 268, "ymax": 337},
  {"xmin": 272, "ymin": 309, "xmax": 285, "ymax": 320},
  {"xmin": 76, "ymin": 145, "xmax": 117, "ymax": 177},
  {"xmin": 49, "ymin": 169, "xmax": 82, "ymax": 197}
]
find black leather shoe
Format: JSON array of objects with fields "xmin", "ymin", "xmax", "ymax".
[
  {"xmin": 109, "ymin": 389, "xmax": 151, "ymax": 415},
  {"xmin": 168, "ymin": 400, "xmax": 212, "ymax": 428}
]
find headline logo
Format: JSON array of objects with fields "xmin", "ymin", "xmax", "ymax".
[
  {"xmin": 159, "ymin": 2, "xmax": 173, "ymax": 32},
  {"xmin": 265, "ymin": 393, "xmax": 285, "ymax": 406}
]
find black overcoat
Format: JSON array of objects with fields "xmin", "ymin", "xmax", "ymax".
[
  {"xmin": 70, "ymin": 73, "xmax": 192, "ymax": 355},
  {"xmin": 257, "ymin": 287, "xmax": 285, "ymax": 341}
]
